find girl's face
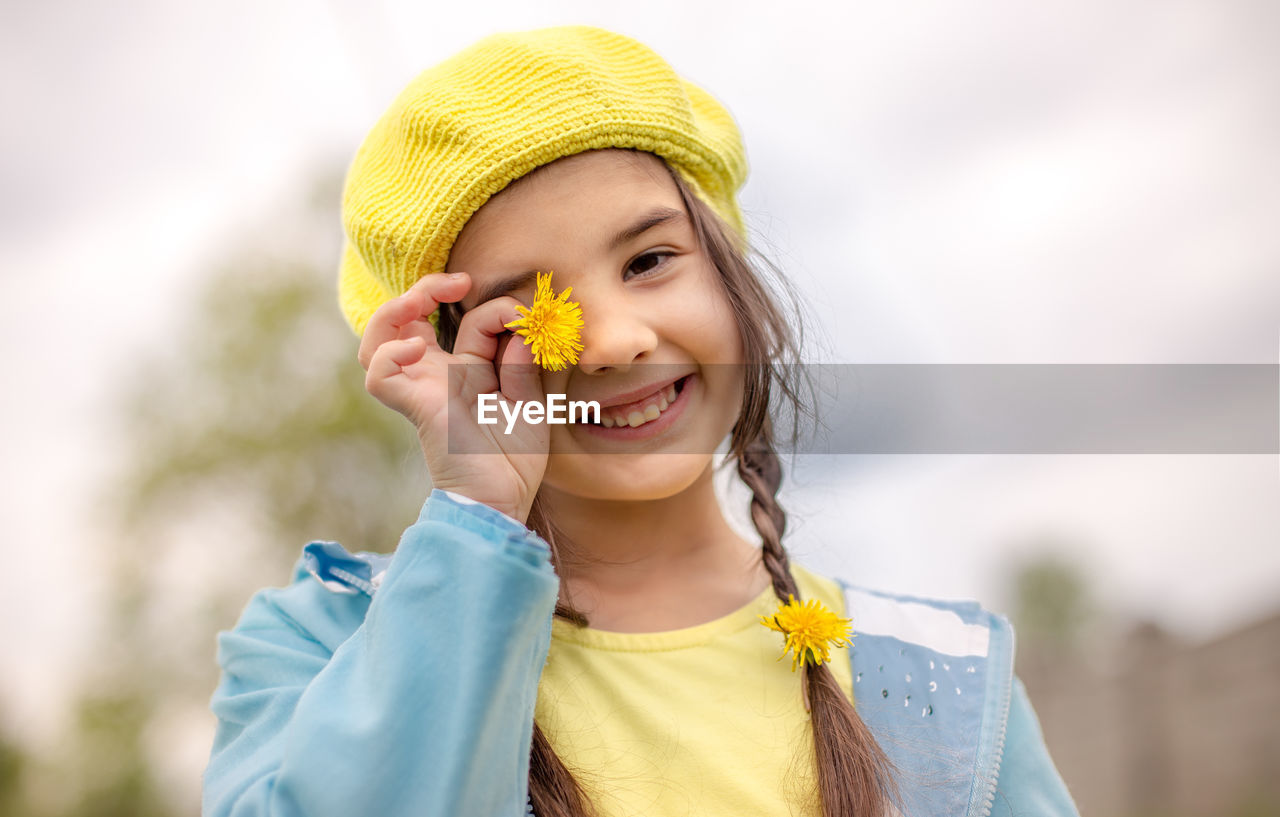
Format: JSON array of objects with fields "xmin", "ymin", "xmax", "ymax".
[{"xmin": 448, "ymin": 150, "xmax": 745, "ymax": 502}]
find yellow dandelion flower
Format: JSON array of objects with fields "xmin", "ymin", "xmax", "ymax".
[
  {"xmin": 504, "ymin": 271, "xmax": 584, "ymax": 371},
  {"xmin": 760, "ymin": 595, "xmax": 854, "ymax": 672}
]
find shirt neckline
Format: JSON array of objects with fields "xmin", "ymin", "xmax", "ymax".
[{"xmin": 550, "ymin": 582, "xmax": 781, "ymax": 653}]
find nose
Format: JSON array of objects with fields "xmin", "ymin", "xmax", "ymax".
[{"xmin": 576, "ymin": 292, "xmax": 659, "ymax": 375}]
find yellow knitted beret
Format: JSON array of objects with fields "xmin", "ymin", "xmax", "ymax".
[{"xmin": 338, "ymin": 25, "xmax": 749, "ymax": 335}]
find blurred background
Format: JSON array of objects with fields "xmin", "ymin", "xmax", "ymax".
[{"xmin": 2, "ymin": 0, "xmax": 1277, "ymax": 815}]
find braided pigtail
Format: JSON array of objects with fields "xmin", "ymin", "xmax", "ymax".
[
  {"xmin": 686, "ymin": 143, "xmax": 898, "ymax": 815},
  {"xmin": 738, "ymin": 434, "xmax": 800, "ymax": 600},
  {"xmin": 528, "ymin": 721, "xmax": 590, "ymax": 817},
  {"xmin": 737, "ymin": 436, "xmax": 897, "ymax": 817},
  {"xmin": 522, "ymin": 494, "xmax": 594, "ymax": 815}
]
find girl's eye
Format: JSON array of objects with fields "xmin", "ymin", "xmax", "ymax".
[{"xmin": 624, "ymin": 251, "xmax": 673, "ymax": 280}]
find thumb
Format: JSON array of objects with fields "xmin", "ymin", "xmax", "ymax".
[{"xmin": 497, "ymin": 337, "xmax": 545, "ymax": 405}]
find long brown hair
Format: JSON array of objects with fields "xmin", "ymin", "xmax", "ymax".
[{"xmin": 436, "ymin": 151, "xmax": 897, "ymax": 817}]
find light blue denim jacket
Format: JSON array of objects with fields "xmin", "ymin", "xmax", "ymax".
[{"xmin": 204, "ymin": 490, "xmax": 1079, "ymax": 816}]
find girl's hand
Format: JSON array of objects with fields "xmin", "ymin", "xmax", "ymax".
[{"xmin": 358, "ymin": 272, "xmax": 548, "ymax": 524}]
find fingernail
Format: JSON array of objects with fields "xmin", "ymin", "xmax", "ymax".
[{"xmin": 447, "ymin": 272, "xmax": 466, "ymax": 280}]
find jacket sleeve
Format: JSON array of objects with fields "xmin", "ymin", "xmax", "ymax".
[
  {"xmin": 989, "ymin": 677, "xmax": 1080, "ymax": 816},
  {"xmin": 202, "ymin": 490, "xmax": 560, "ymax": 817}
]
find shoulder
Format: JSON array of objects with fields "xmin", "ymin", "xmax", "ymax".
[
  {"xmin": 218, "ymin": 490, "xmax": 556, "ymax": 670},
  {"xmin": 216, "ymin": 531, "xmax": 405, "ymax": 676},
  {"xmin": 216, "ymin": 545, "xmax": 380, "ymax": 675},
  {"xmin": 799, "ymin": 568, "xmax": 1020, "ymax": 817}
]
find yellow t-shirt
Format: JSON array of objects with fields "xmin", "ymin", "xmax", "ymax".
[{"xmin": 535, "ymin": 565, "xmax": 854, "ymax": 817}]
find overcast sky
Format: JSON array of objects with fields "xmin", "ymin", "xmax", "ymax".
[{"xmin": 2, "ymin": 0, "xmax": 1277, "ymax": 750}]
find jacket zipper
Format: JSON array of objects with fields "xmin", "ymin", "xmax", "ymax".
[{"xmin": 972, "ymin": 629, "xmax": 1014, "ymax": 817}]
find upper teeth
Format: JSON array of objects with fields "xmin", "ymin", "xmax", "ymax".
[{"xmin": 601, "ymin": 383, "xmax": 679, "ymax": 428}]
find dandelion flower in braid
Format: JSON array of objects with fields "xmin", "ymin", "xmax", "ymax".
[{"xmin": 761, "ymin": 595, "xmax": 854, "ymax": 672}]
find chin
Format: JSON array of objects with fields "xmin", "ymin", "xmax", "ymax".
[{"xmin": 541, "ymin": 452, "xmax": 714, "ymax": 503}]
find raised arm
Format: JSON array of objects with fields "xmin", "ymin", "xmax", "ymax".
[{"xmin": 203, "ymin": 490, "xmax": 559, "ymax": 817}]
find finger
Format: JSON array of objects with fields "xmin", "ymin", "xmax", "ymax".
[
  {"xmin": 450, "ymin": 295, "xmax": 524, "ymax": 362},
  {"xmin": 497, "ymin": 332, "xmax": 545, "ymax": 405},
  {"xmin": 364, "ymin": 336, "xmax": 428, "ymax": 405},
  {"xmin": 495, "ymin": 331, "xmax": 515, "ymax": 366},
  {"xmin": 358, "ymin": 273, "xmax": 471, "ymax": 371}
]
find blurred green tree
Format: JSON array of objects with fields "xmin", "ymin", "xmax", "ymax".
[
  {"xmin": 1007, "ymin": 546, "xmax": 1096, "ymax": 707},
  {"xmin": 63, "ymin": 692, "xmax": 169, "ymax": 817},
  {"xmin": 0, "ymin": 724, "xmax": 30, "ymax": 817},
  {"xmin": 1011, "ymin": 549, "xmax": 1092, "ymax": 653}
]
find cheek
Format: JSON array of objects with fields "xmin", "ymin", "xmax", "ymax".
[
  {"xmin": 664, "ymin": 266, "xmax": 744, "ymax": 365},
  {"xmin": 705, "ymin": 362, "xmax": 747, "ymax": 441}
]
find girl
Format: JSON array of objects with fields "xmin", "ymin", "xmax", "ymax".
[{"xmin": 203, "ymin": 25, "xmax": 1078, "ymax": 817}]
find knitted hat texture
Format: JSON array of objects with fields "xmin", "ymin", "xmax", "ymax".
[{"xmin": 338, "ymin": 25, "xmax": 749, "ymax": 335}]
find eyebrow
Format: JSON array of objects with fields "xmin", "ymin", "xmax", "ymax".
[
  {"xmin": 473, "ymin": 269, "xmax": 539, "ymax": 308},
  {"xmin": 469, "ymin": 207, "xmax": 688, "ymax": 308},
  {"xmin": 609, "ymin": 207, "xmax": 686, "ymax": 251}
]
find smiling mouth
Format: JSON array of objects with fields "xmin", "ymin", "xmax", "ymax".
[{"xmin": 590, "ymin": 375, "xmax": 690, "ymax": 429}]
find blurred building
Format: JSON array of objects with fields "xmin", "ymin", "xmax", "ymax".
[{"xmin": 1020, "ymin": 610, "xmax": 1280, "ymax": 817}]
